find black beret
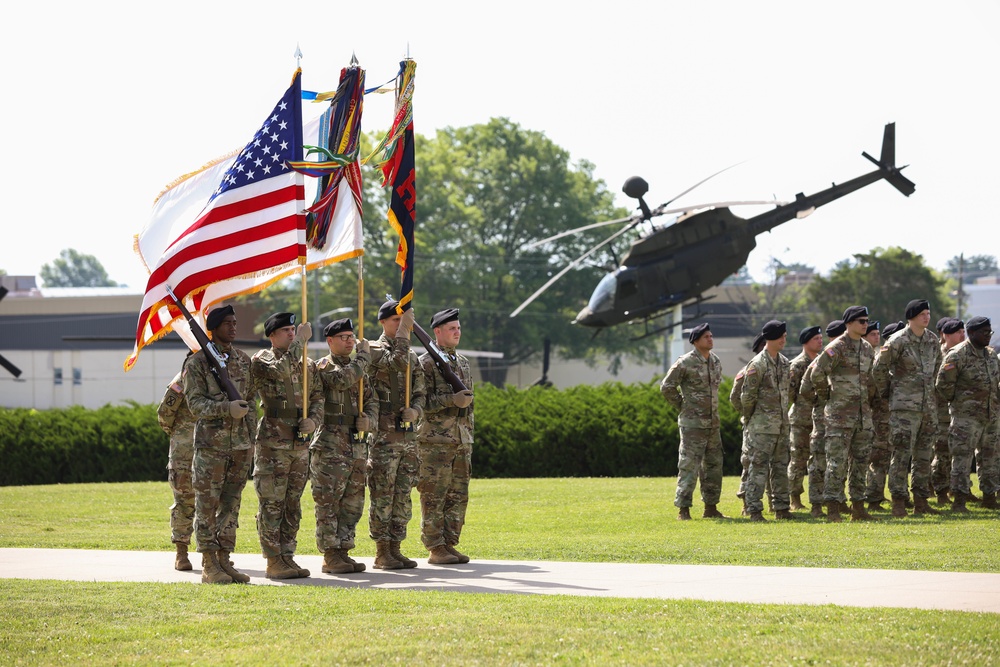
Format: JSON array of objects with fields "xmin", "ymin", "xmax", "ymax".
[
  {"xmin": 206, "ymin": 305, "xmax": 234, "ymax": 331},
  {"xmin": 905, "ymin": 299, "xmax": 929, "ymax": 320},
  {"xmin": 798, "ymin": 326, "xmax": 822, "ymax": 345},
  {"xmin": 842, "ymin": 305, "xmax": 868, "ymax": 323},
  {"xmin": 826, "ymin": 320, "xmax": 846, "ymax": 338},
  {"xmin": 762, "ymin": 320, "xmax": 786, "ymax": 341},
  {"xmin": 882, "ymin": 321, "xmax": 904, "ymax": 339},
  {"xmin": 866, "ymin": 320, "xmax": 880, "ymax": 336},
  {"xmin": 430, "ymin": 308, "xmax": 460, "ymax": 329},
  {"xmin": 688, "ymin": 323, "xmax": 710, "ymax": 344},
  {"xmin": 323, "ymin": 318, "xmax": 353, "ymax": 337},
  {"xmin": 966, "ymin": 316, "xmax": 991, "ymax": 333},
  {"xmin": 936, "ymin": 317, "xmax": 953, "ymax": 333},
  {"xmin": 752, "ymin": 333, "xmax": 766, "ymax": 354},
  {"xmin": 264, "ymin": 311, "xmax": 295, "ymax": 336},
  {"xmin": 378, "ymin": 299, "xmax": 400, "ymax": 321},
  {"xmin": 942, "ymin": 319, "xmax": 964, "ymax": 334}
]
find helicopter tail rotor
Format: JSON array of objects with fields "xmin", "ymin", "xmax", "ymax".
[{"xmin": 861, "ymin": 122, "xmax": 915, "ymax": 197}]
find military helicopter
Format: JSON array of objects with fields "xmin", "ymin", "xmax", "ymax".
[{"xmin": 510, "ymin": 123, "xmax": 914, "ymax": 337}]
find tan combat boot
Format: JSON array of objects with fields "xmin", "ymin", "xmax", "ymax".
[
  {"xmin": 936, "ymin": 491, "xmax": 950, "ymax": 505},
  {"xmin": 703, "ymin": 505, "xmax": 726, "ymax": 519},
  {"xmin": 322, "ymin": 550, "xmax": 355, "ymax": 574},
  {"xmin": 201, "ymin": 551, "xmax": 233, "ymax": 584},
  {"xmin": 218, "ymin": 550, "xmax": 250, "ymax": 583},
  {"xmin": 951, "ymin": 494, "xmax": 969, "ymax": 513},
  {"xmin": 789, "ymin": 494, "xmax": 804, "ymax": 511},
  {"xmin": 265, "ymin": 555, "xmax": 300, "ymax": 579},
  {"xmin": 174, "ymin": 543, "xmax": 192, "ymax": 571},
  {"xmin": 748, "ymin": 511, "xmax": 767, "ymax": 522},
  {"xmin": 913, "ymin": 496, "xmax": 940, "ymax": 515},
  {"xmin": 851, "ymin": 501, "xmax": 877, "ymax": 522},
  {"xmin": 390, "ymin": 541, "xmax": 418, "ymax": 568},
  {"xmin": 427, "ymin": 545, "xmax": 461, "ymax": 564},
  {"xmin": 677, "ymin": 507, "xmax": 692, "ymax": 521},
  {"xmin": 810, "ymin": 504, "xmax": 825, "ymax": 518},
  {"xmin": 283, "ymin": 554, "xmax": 310, "ymax": 578},
  {"xmin": 982, "ymin": 492, "xmax": 998, "ymax": 510},
  {"xmin": 867, "ymin": 500, "xmax": 882, "ymax": 512},
  {"xmin": 445, "ymin": 544, "xmax": 470, "ymax": 564},
  {"xmin": 338, "ymin": 549, "xmax": 366, "ymax": 572},
  {"xmin": 774, "ymin": 509, "xmax": 792, "ymax": 520},
  {"xmin": 374, "ymin": 541, "xmax": 404, "ymax": 569},
  {"xmin": 826, "ymin": 501, "xmax": 842, "ymax": 523}
]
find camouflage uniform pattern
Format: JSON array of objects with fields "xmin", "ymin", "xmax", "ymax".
[
  {"xmin": 931, "ymin": 340, "xmax": 958, "ymax": 495},
  {"xmin": 311, "ymin": 349, "xmax": 379, "ymax": 552},
  {"xmin": 660, "ymin": 349, "xmax": 724, "ymax": 508},
  {"xmin": 739, "ymin": 350, "xmax": 791, "ymax": 514},
  {"xmin": 872, "ymin": 327, "xmax": 942, "ymax": 500},
  {"xmin": 181, "ymin": 343, "xmax": 256, "ymax": 553},
  {"xmin": 158, "ymin": 370, "xmax": 198, "ymax": 545},
  {"xmin": 864, "ymin": 348, "xmax": 893, "ymax": 503},
  {"xmin": 367, "ymin": 333, "xmax": 426, "ymax": 543},
  {"xmin": 935, "ymin": 340, "xmax": 1000, "ymax": 496},
  {"xmin": 787, "ymin": 351, "xmax": 816, "ymax": 498},
  {"xmin": 418, "ymin": 347, "xmax": 473, "ymax": 549},
  {"xmin": 798, "ymin": 361, "xmax": 828, "ymax": 506},
  {"xmin": 809, "ymin": 336, "xmax": 875, "ymax": 503},
  {"xmin": 729, "ymin": 366, "xmax": 752, "ymax": 500},
  {"xmin": 249, "ymin": 339, "xmax": 323, "ymax": 559}
]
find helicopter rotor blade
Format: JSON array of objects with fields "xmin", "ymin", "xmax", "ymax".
[
  {"xmin": 655, "ymin": 199, "xmax": 789, "ymax": 217},
  {"xmin": 523, "ymin": 214, "xmax": 639, "ymax": 249},
  {"xmin": 655, "ymin": 161, "xmax": 746, "ymax": 211},
  {"xmin": 510, "ymin": 220, "xmax": 640, "ymax": 318}
]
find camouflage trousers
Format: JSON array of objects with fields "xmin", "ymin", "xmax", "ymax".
[
  {"xmin": 806, "ymin": 408, "xmax": 827, "ymax": 505},
  {"xmin": 192, "ymin": 446, "xmax": 252, "ymax": 553},
  {"xmin": 823, "ymin": 422, "xmax": 872, "ymax": 503},
  {"xmin": 738, "ymin": 430, "xmax": 771, "ymax": 503},
  {"xmin": 168, "ymin": 434, "xmax": 195, "ymax": 545},
  {"xmin": 864, "ymin": 436, "xmax": 893, "ymax": 503},
  {"xmin": 418, "ymin": 442, "xmax": 472, "ymax": 549},
  {"xmin": 744, "ymin": 428, "xmax": 790, "ymax": 514},
  {"xmin": 311, "ymin": 441, "xmax": 367, "ymax": 552},
  {"xmin": 253, "ymin": 445, "xmax": 309, "ymax": 559},
  {"xmin": 367, "ymin": 441, "xmax": 418, "ymax": 542},
  {"xmin": 787, "ymin": 423, "xmax": 812, "ymax": 497},
  {"xmin": 931, "ymin": 417, "xmax": 952, "ymax": 495},
  {"xmin": 674, "ymin": 425, "xmax": 723, "ymax": 508},
  {"xmin": 888, "ymin": 409, "xmax": 936, "ymax": 500},
  {"xmin": 949, "ymin": 417, "xmax": 1000, "ymax": 496}
]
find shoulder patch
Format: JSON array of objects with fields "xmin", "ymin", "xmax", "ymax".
[
  {"xmin": 942, "ymin": 362, "xmax": 955, "ymax": 371},
  {"xmin": 746, "ymin": 366, "xmax": 758, "ymax": 376},
  {"xmin": 169, "ymin": 382, "xmax": 182, "ymax": 393},
  {"xmin": 826, "ymin": 348, "xmax": 836, "ymax": 357},
  {"xmin": 317, "ymin": 358, "xmax": 331, "ymax": 369}
]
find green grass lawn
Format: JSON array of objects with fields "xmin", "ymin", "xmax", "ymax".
[{"xmin": 2, "ymin": 477, "xmax": 999, "ymax": 665}]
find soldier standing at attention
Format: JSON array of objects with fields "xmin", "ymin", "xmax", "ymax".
[
  {"xmin": 799, "ymin": 320, "xmax": 845, "ymax": 518},
  {"xmin": 249, "ymin": 312, "xmax": 322, "ymax": 579},
  {"xmin": 311, "ymin": 318, "xmax": 379, "ymax": 574},
  {"xmin": 865, "ymin": 320, "xmax": 904, "ymax": 510},
  {"xmin": 731, "ymin": 333, "xmax": 766, "ymax": 515},
  {"xmin": 787, "ymin": 325, "xmax": 823, "ymax": 512},
  {"xmin": 740, "ymin": 320, "xmax": 791, "ymax": 522},
  {"xmin": 809, "ymin": 306, "xmax": 878, "ymax": 523},
  {"xmin": 660, "ymin": 323, "xmax": 725, "ymax": 520},
  {"xmin": 181, "ymin": 305, "xmax": 255, "ymax": 584},
  {"xmin": 419, "ymin": 308, "xmax": 475, "ymax": 563},
  {"xmin": 935, "ymin": 316, "xmax": 999, "ymax": 511},
  {"xmin": 158, "ymin": 358, "xmax": 197, "ymax": 571},
  {"xmin": 873, "ymin": 299, "xmax": 943, "ymax": 518},
  {"xmin": 367, "ymin": 300, "xmax": 425, "ymax": 570},
  {"xmin": 932, "ymin": 318, "xmax": 966, "ymax": 504}
]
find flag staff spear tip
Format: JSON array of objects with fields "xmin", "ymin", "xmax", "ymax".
[
  {"xmin": 350, "ymin": 51, "xmax": 359, "ymax": 67},
  {"xmin": 294, "ymin": 44, "xmax": 303, "ymax": 68}
]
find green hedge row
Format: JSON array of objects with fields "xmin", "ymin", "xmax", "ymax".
[{"xmin": 0, "ymin": 380, "xmax": 744, "ymax": 486}]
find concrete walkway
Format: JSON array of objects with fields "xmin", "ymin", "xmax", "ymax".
[{"xmin": 2, "ymin": 548, "xmax": 998, "ymax": 613}]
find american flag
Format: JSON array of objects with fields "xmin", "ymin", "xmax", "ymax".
[{"xmin": 125, "ymin": 70, "xmax": 305, "ymax": 371}]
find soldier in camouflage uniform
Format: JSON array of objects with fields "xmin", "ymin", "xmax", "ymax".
[
  {"xmin": 660, "ymin": 323, "xmax": 725, "ymax": 520},
  {"xmin": 865, "ymin": 320, "xmax": 904, "ymax": 510},
  {"xmin": 731, "ymin": 333, "xmax": 766, "ymax": 515},
  {"xmin": 157, "ymin": 360, "xmax": 197, "ymax": 571},
  {"xmin": 367, "ymin": 300, "xmax": 425, "ymax": 570},
  {"xmin": 932, "ymin": 318, "xmax": 966, "ymax": 504},
  {"xmin": 181, "ymin": 305, "xmax": 255, "ymax": 584},
  {"xmin": 248, "ymin": 312, "xmax": 322, "ymax": 579},
  {"xmin": 809, "ymin": 306, "xmax": 878, "ymax": 522},
  {"xmin": 311, "ymin": 318, "xmax": 379, "ymax": 574},
  {"xmin": 935, "ymin": 316, "xmax": 1000, "ymax": 511},
  {"xmin": 418, "ymin": 308, "xmax": 475, "ymax": 563},
  {"xmin": 872, "ymin": 299, "xmax": 943, "ymax": 517},
  {"xmin": 739, "ymin": 320, "xmax": 791, "ymax": 522},
  {"xmin": 787, "ymin": 326, "xmax": 823, "ymax": 512}
]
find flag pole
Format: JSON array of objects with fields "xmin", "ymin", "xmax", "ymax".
[{"xmin": 357, "ymin": 255, "xmax": 364, "ymax": 416}]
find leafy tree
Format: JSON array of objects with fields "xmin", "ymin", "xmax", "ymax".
[
  {"xmin": 946, "ymin": 254, "xmax": 998, "ymax": 284},
  {"xmin": 807, "ymin": 247, "xmax": 954, "ymax": 326},
  {"xmin": 39, "ymin": 249, "xmax": 117, "ymax": 288}
]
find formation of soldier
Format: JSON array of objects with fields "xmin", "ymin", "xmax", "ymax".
[
  {"xmin": 158, "ymin": 300, "xmax": 475, "ymax": 583},
  {"xmin": 660, "ymin": 298, "xmax": 999, "ymax": 523}
]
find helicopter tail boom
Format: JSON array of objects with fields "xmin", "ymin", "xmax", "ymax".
[{"xmin": 861, "ymin": 122, "xmax": 915, "ymax": 197}]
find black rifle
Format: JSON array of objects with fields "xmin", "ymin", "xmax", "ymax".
[
  {"xmin": 165, "ymin": 286, "xmax": 243, "ymax": 401},
  {"xmin": 411, "ymin": 322, "xmax": 469, "ymax": 393}
]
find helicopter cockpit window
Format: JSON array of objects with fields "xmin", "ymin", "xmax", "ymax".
[{"xmin": 587, "ymin": 271, "xmax": 618, "ymax": 312}]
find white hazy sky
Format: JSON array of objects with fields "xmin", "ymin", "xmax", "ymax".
[{"xmin": 1, "ymin": 1, "xmax": 997, "ymax": 291}]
